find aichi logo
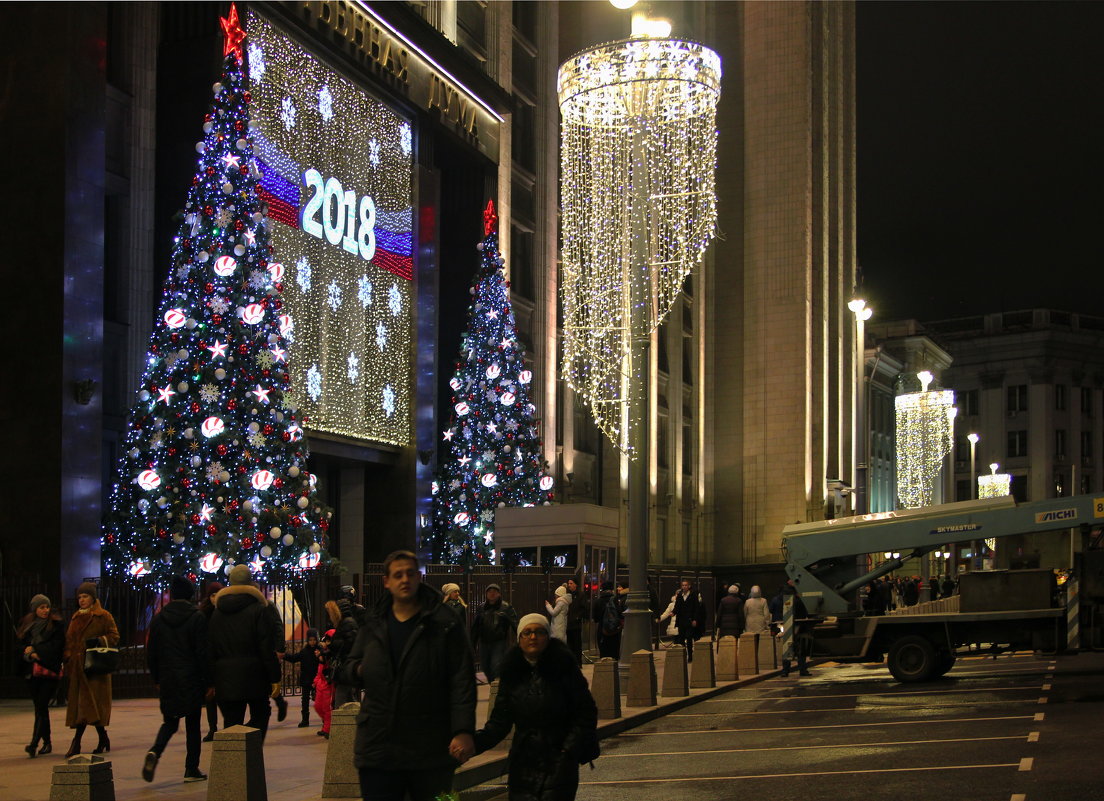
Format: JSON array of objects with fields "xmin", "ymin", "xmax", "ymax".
[{"xmin": 1035, "ymin": 508, "xmax": 1077, "ymax": 524}]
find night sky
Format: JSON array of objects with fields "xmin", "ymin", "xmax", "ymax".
[{"xmin": 856, "ymin": 1, "xmax": 1104, "ymax": 323}]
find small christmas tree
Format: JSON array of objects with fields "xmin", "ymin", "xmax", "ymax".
[
  {"xmin": 429, "ymin": 201, "xmax": 553, "ymax": 565},
  {"xmin": 102, "ymin": 5, "xmax": 331, "ymax": 586}
]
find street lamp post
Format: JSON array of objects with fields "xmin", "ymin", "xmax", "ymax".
[
  {"xmin": 848, "ymin": 298, "xmax": 873, "ymax": 514},
  {"xmin": 967, "ymin": 432, "xmax": 980, "ymax": 499}
]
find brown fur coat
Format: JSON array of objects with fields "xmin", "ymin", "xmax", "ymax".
[{"xmin": 64, "ymin": 601, "xmax": 120, "ymax": 727}]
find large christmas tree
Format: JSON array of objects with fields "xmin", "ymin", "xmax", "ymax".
[
  {"xmin": 102, "ymin": 5, "xmax": 331, "ymax": 586},
  {"xmin": 429, "ymin": 201, "xmax": 553, "ymax": 565}
]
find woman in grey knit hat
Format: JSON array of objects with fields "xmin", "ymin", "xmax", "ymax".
[{"xmin": 17, "ymin": 593, "xmax": 65, "ymax": 756}]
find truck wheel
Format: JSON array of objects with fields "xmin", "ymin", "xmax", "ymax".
[{"xmin": 887, "ymin": 635, "xmax": 937, "ymax": 682}]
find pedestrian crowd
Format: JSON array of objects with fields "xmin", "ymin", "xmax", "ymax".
[{"xmin": 862, "ymin": 574, "xmax": 957, "ymax": 615}]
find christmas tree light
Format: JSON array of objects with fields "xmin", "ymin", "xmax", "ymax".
[
  {"xmin": 428, "ymin": 202, "xmax": 553, "ymax": 565},
  {"xmin": 102, "ymin": 5, "xmax": 332, "ymax": 586}
]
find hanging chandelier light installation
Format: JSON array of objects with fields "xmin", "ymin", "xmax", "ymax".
[
  {"xmin": 558, "ymin": 37, "xmax": 721, "ymax": 455},
  {"xmin": 978, "ymin": 462, "xmax": 1012, "ymax": 499},
  {"xmin": 895, "ymin": 371, "xmax": 956, "ymax": 508}
]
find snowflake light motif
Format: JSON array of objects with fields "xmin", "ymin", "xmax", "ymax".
[
  {"xmin": 306, "ymin": 365, "xmax": 323, "ymax": 402},
  {"xmin": 296, "ymin": 257, "xmax": 312, "ymax": 292},
  {"xmin": 249, "ymin": 270, "xmax": 267, "ymax": 290},
  {"xmin": 369, "ymin": 139, "xmax": 381, "ymax": 167},
  {"xmin": 216, "ymin": 207, "xmax": 233, "ymax": 228},
  {"xmin": 248, "ymin": 431, "xmax": 267, "ymax": 449},
  {"xmin": 375, "ymin": 322, "xmax": 388, "ymax": 352},
  {"xmin": 199, "ymin": 384, "xmax": 219, "ymax": 403},
  {"xmin": 247, "ymin": 43, "xmax": 265, "ymax": 82},
  {"xmin": 388, "ymin": 284, "xmax": 402, "ymax": 316},
  {"xmin": 205, "ymin": 461, "xmax": 225, "ymax": 482},
  {"xmin": 209, "ymin": 296, "xmax": 229, "ymax": 315},
  {"xmin": 382, "ymin": 385, "xmax": 396, "ymax": 418},
  {"xmin": 400, "ymin": 122, "xmax": 413, "ymax": 156},
  {"xmin": 318, "ymin": 85, "xmax": 334, "ymax": 122},
  {"xmin": 255, "ymin": 349, "xmax": 275, "ymax": 369},
  {"xmin": 357, "ymin": 275, "xmax": 373, "ymax": 307},
  {"xmin": 280, "ymin": 96, "xmax": 297, "ymax": 131},
  {"xmin": 347, "ymin": 351, "xmax": 360, "ymax": 383},
  {"xmin": 481, "ymin": 509, "xmax": 495, "ymax": 522},
  {"xmin": 326, "ymin": 280, "xmax": 342, "ymax": 311}
]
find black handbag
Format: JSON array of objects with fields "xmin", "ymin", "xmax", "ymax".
[{"xmin": 83, "ymin": 646, "xmax": 120, "ymax": 676}]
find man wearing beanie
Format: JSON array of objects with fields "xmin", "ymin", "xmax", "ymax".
[
  {"xmin": 143, "ymin": 576, "xmax": 211, "ymax": 783},
  {"xmin": 471, "ymin": 583, "xmax": 518, "ymax": 682},
  {"xmin": 207, "ymin": 565, "xmax": 280, "ymax": 740}
]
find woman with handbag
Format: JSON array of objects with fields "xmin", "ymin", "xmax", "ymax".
[
  {"xmin": 64, "ymin": 581, "xmax": 120, "ymax": 758},
  {"xmin": 17, "ymin": 594, "xmax": 65, "ymax": 756}
]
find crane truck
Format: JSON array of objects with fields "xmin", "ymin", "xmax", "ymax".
[{"xmin": 781, "ymin": 493, "xmax": 1104, "ymax": 682}]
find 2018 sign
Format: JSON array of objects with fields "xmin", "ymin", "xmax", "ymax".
[{"xmin": 301, "ymin": 168, "xmax": 376, "ymax": 261}]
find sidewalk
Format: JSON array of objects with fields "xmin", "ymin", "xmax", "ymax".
[{"xmin": 0, "ymin": 652, "xmax": 785, "ymax": 801}]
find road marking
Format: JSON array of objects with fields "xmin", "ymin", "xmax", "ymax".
[
  {"xmin": 1034, "ymin": 712, "xmax": 1045, "ymax": 721},
  {"xmin": 1010, "ymin": 795, "xmax": 1027, "ymax": 801},
  {"xmin": 1045, "ymin": 674, "xmax": 1053, "ymax": 679},
  {"xmin": 672, "ymin": 699, "xmax": 1044, "ymax": 716},
  {"xmin": 623, "ymin": 714, "xmax": 1036, "ymax": 736},
  {"xmin": 1041, "ymin": 683, "xmax": 1051, "ymax": 691},
  {"xmin": 579, "ymin": 763, "xmax": 1022, "ymax": 785},
  {"xmin": 1019, "ymin": 757, "xmax": 1034, "ymax": 771},
  {"xmin": 1027, "ymin": 731, "xmax": 1040, "ymax": 742},
  {"xmin": 599, "ymin": 735, "xmax": 1027, "ymax": 758},
  {"xmin": 709, "ymin": 685, "xmax": 1043, "ymax": 703},
  {"xmin": 1038, "ymin": 697, "xmax": 1048, "ymax": 704}
]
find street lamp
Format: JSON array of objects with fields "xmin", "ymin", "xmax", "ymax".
[
  {"xmin": 849, "ymin": 298, "xmax": 872, "ymax": 514},
  {"xmin": 967, "ymin": 432, "xmax": 980, "ymax": 499}
]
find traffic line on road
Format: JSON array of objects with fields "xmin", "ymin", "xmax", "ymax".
[
  {"xmin": 1019, "ymin": 757, "xmax": 1034, "ymax": 771},
  {"xmin": 599, "ymin": 734, "xmax": 1028, "ymax": 758},
  {"xmin": 624, "ymin": 714, "xmax": 1036, "ymax": 736},
  {"xmin": 672, "ymin": 699, "xmax": 1045, "ymax": 716},
  {"xmin": 1034, "ymin": 712, "xmax": 1045, "ymax": 721},
  {"xmin": 707, "ymin": 684, "xmax": 1043, "ymax": 703},
  {"xmin": 1027, "ymin": 731, "xmax": 1040, "ymax": 742},
  {"xmin": 1010, "ymin": 795, "xmax": 1026, "ymax": 801},
  {"xmin": 1038, "ymin": 697, "xmax": 1048, "ymax": 704},
  {"xmin": 578, "ymin": 762, "xmax": 1022, "ymax": 785},
  {"xmin": 1042, "ymin": 683, "xmax": 1051, "ymax": 690}
]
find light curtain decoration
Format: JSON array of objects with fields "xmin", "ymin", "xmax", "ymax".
[
  {"xmin": 558, "ymin": 38, "xmax": 720, "ymax": 455},
  {"xmin": 978, "ymin": 463, "xmax": 1012, "ymax": 499},
  {"xmin": 895, "ymin": 373, "xmax": 956, "ymax": 508}
]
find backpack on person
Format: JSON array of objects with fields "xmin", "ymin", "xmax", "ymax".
[{"xmin": 600, "ymin": 596, "xmax": 622, "ymax": 636}]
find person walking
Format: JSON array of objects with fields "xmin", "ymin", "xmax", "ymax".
[
  {"xmin": 742, "ymin": 585, "xmax": 770, "ymax": 634},
  {"xmin": 207, "ymin": 565, "xmax": 280, "ymax": 740},
  {"xmin": 198, "ymin": 581, "xmax": 224, "ymax": 742},
  {"xmin": 714, "ymin": 585, "xmax": 744, "ymax": 641},
  {"xmin": 561, "ymin": 578, "xmax": 585, "ymax": 665},
  {"xmin": 473, "ymin": 614, "xmax": 599, "ymax": 801},
  {"xmin": 671, "ymin": 579, "xmax": 706, "ymax": 661},
  {"xmin": 340, "ymin": 550, "xmax": 476, "ymax": 801},
  {"xmin": 17, "ymin": 593, "xmax": 65, "ymax": 757},
  {"xmin": 64, "ymin": 581, "xmax": 120, "ymax": 758},
  {"xmin": 780, "ymin": 581, "xmax": 814, "ymax": 678},
  {"xmin": 325, "ymin": 598, "xmax": 360, "ymax": 708},
  {"xmin": 283, "ymin": 628, "xmax": 323, "ymax": 728},
  {"xmin": 472, "ymin": 583, "xmax": 518, "ymax": 683},
  {"xmin": 142, "ymin": 576, "xmax": 211, "ymax": 783},
  {"xmin": 545, "ymin": 585, "xmax": 570, "ymax": 643},
  {"xmin": 313, "ymin": 629, "xmax": 335, "ymax": 739},
  {"xmin": 591, "ymin": 582, "xmax": 622, "ymax": 659},
  {"xmin": 441, "ymin": 583, "xmax": 468, "ymax": 629}
]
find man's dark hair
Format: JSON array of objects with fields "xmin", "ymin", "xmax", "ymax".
[{"xmin": 383, "ymin": 549, "xmax": 419, "ymax": 575}]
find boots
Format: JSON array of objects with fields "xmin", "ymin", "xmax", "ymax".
[
  {"xmin": 65, "ymin": 725, "xmax": 86, "ymax": 759},
  {"xmin": 298, "ymin": 707, "xmax": 310, "ymax": 728},
  {"xmin": 92, "ymin": 726, "xmax": 110, "ymax": 754},
  {"xmin": 39, "ymin": 715, "xmax": 52, "ymax": 754},
  {"xmin": 24, "ymin": 720, "xmax": 40, "ymax": 757}
]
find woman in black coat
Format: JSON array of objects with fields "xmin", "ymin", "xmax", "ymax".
[
  {"xmin": 17, "ymin": 594, "xmax": 65, "ymax": 756},
  {"xmin": 474, "ymin": 614, "xmax": 598, "ymax": 801}
]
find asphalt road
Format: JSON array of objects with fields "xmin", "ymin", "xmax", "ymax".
[{"xmin": 463, "ymin": 650, "xmax": 1104, "ymax": 801}]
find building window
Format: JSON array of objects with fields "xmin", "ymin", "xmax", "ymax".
[
  {"xmin": 1007, "ymin": 430, "xmax": 1028, "ymax": 458},
  {"xmin": 657, "ymin": 412, "xmax": 669, "ymax": 469},
  {"xmin": 657, "ymin": 323, "xmax": 669, "ymax": 374},
  {"xmin": 1055, "ymin": 429, "xmax": 1066, "ymax": 460},
  {"xmin": 1082, "ymin": 431, "xmax": 1094, "ymax": 460},
  {"xmin": 960, "ymin": 389, "xmax": 979, "ymax": 417},
  {"xmin": 508, "ymin": 226, "xmax": 534, "ymax": 300},
  {"xmin": 682, "ymin": 415, "xmax": 692, "ymax": 475},
  {"xmin": 1011, "ymin": 474, "xmax": 1028, "ymax": 502},
  {"xmin": 956, "ymin": 479, "xmax": 971, "ymax": 502},
  {"xmin": 1083, "ymin": 387, "xmax": 1094, "ymax": 416},
  {"xmin": 1055, "ymin": 472, "xmax": 1067, "ymax": 497},
  {"xmin": 955, "ymin": 435, "xmax": 971, "ymax": 462},
  {"xmin": 682, "ymin": 339, "xmax": 693, "ymax": 385},
  {"xmin": 1083, "ymin": 474, "xmax": 1094, "ymax": 494},
  {"xmin": 1007, "ymin": 385, "xmax": 1028, "ymax": 413},
  {"xmin": 1055, "ymin": 384, "xmax": 1067, "ymax": 411}
]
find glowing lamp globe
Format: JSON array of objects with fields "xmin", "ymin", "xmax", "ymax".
[
  {"xmin": 453, "ymin": 512, "xmax": 470, "ymax": 527},
  {"xmin": 519, "ymin": 370, "xmax": 532, "ymax": 384},
  {"xmin": 267, "ymin": 262, "xmax": 284, "ymax": 282},
  {"xmin": 486, "ymin": 364, "xmax": 501, "ymax": 380},
  {"xmin": 213, "ymin": 255, "xmax": 238, "ymax": 276},
  {"xmin": 242, "ymin": 303, "xmax": 265, "ymax": 324},
  {"xmin": 129, "ymin": 561, "xmax": 151, "ymax": 578},
  {"xmin": 539, "ymin": 476, "xmax": 554, "ymax": 491},
  {"xmin": 164, "ymin": 308, "xmax": 186, "ymax": 329},
  {"xmin": 455, "ymin": 402, "xmax": 471, "ymax": 416},
  {"xmin": 137, "ymin": 470, "xmax": 161, "ymax": 491},
  {"xmin": 500, "ymin": 392, "xmax": 516, "ymax": 406},
  {"xmin": 199, "ymin": 553, "xmax": 224, "ymax": 573},
  {"xmin": 201, "ymin": 416, "xmax": 225, "ymax": 438},
  {"xmin": 298, "ymin": 552, "xmax": 321, "ymax": 570},
  {"xmin": 481, "ymin": 473, "xmax": 498, "ymax": 487},
  {"xmin": 251, "ymin": 470, "xmax": 274, "ymax": 491}
]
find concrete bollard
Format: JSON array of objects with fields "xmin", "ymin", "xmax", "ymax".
[
  {"xmin": 757, "ymin": 630, "xmax": 776, "ymax": 671},
  {"xmin": 591, "ymin": 657, "xmax": 622, "ymax": 719},
  {"xmin": 322, "ymin": 703, "xmax": 361, "ymax": 798},
  {"xmin": 716, "ymin": 635, "xmax": 739, "ymax": 681},
  {"xmin": 627, "ymin": 649, "xmax": 657, "ymax": 707},
  {"xmin": 50, "ymin": 755, "xmax": 114, "ymax": 801},
  {"xmin": 661, "ymin": 645, "xmax": 689, "ymax": 697},
  {"xmin": 738, "ymin": 632, "xmax": 759, "ymax": 675},
  {"xmin": 691, "ymin": 640, "xmax": 716, "ymax": 688},
  {"xmin": 208, "ymin": 725, "xmax": 268, "ymax": 801}
]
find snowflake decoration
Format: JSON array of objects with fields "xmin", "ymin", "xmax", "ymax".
[
  {"xmin": 347, "ymin": 351, "xmax": 360, "ymax": 382},
  {"xmin": 449, "ymin": 479, "xmax": 462, "ymax": 491},
  {"xmin": 255, "ymin": 350, "xmax": 275, "ymax": 369},
  {"xmin": 175, "ymin": 265, "xmax": 190, "ymax": 280},
  {"xmin": 400, "ymin": 122, "xmax": 412, "ymax": 156},
  {"xmin": 296, "ymin": 257, "xmax": 312, "ymax": 292},
  {"xmin": 369, "ymin": 139, "xmax": 380, "ymax": 167},
  {"xmin": 388, "ymin": 284, "xmax": 402, "ymax": 316},
  {"xmin": 150, "ymin": 431, "xmax": 164, "ymax": 450},
  {"xmin": 326, "ymin": 280, "xmax": 342, "ymax": 311},
  {"xmin": 280, "ymin": 96, "xmax": 297, "ymax": 131},
  {"xmin": 357, "ymin": 275, "xmax": 373, "ymax": 307},
  {"xmin": 209, "ymin": 296, "xmax": 229, "ymax": 314},
  {"xmin": 248, "ymin": 43, "xmax": 266, "ymax": 82},
  {"xmin": 216, "ymin": 207, "xmax": 233, "ymax": 228},
  {"xmin": 382, "ymin": 385, "xmax": 396, "ymax": 418},
  {"xmin": 248, "ymin": 431, "xmax": 267, "ymax": 449},
  {"xmin": 205, "ymin": 461, "xmax": 225, "ymax": 482},
  {"xmin": 249, "ymin": 270, "xmax": 267, "ymax": 290},
  {"xmin": 375, "ymin": 322, "xmax": 388, "ymax": 351},
  {"xmin": 481, "ymin": 509, "xmax": 495, "ymax": 522},
  {"xmin": 482, "ymin": 450, "xmax": 496, "ymax": 462},
  {"xmin": 318, "ymin": 85, "xmax": 334, "ymax": 122},
  {"xmin": 306, "ymin": 364, "xmax": 322, "ymax": 402},
  {"xmin": 199, "ymin": 384, "xmax": 220, "ymax": 403},
  {"xmin": 504, "ymin": 420, "xmax": 520, "ymax": 432}
]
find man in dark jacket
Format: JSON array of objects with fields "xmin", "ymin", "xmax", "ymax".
[
  {"xmin": 471, "ymin": 583, "xmax": 518, "ymax": 682},
  {"xmin": 780, "ymin": 581, "xmax": 815, "ymax": 678},
  {"xmin": 672, "ymin": 579, "xmax": 706, "ymax": 661},
  {"xmin": 591, "ymin": 582, "xmax": 622, "ymax": 659},
  {"xmin": 143, "ymin": 576, "xmax": 212, "ymax": 783},
  {"xmin": 561, "ymin": 578, "xmax": 585, "ymax": 665},
  {"xmin": 341, "ymin": 550, "xmax": 476, "ymax": 801},
  {"xmin": 207, "ymin": 565, "xmax": 280, "ymax": 740}
]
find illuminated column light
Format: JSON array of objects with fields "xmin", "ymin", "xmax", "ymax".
[
  {"xmin": 558, "ymin": 38, "xmax": 721, "ymax": 455},
  {"xmin": 894, "ymin": 372, "xmax": 956, "ymax": 508},
  {"xmin": 978, "ymin": 462, "xmax": 1012, "ymax": 499}
]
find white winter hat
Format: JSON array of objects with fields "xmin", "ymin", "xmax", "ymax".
[
  {"xmin": 554, "ymin": 585, "xmax": 568, "ymax": 598},
  {"xmin": 517, "ymin": 613, "xmax": 550, "ymax": 641}
]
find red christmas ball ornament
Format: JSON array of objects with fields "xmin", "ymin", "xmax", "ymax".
[
  {"xmin": 273, "ymin": 478, "xmax": 283, "ymax": 489},
  {"xmin": 206, "ymin": 166, "xmax": 216, "ymax": 176},
  {"xmin": 238, "ymin": 344, "xmax": 249, "ymax": 355},
  {"xmin": 181, "ymin": 478, "xmax": 192, "ymax": 488},
  {"xmin": 192, "ymin": 176, "xmax": 199, "ymax": 186},
  {"xmin": 212, "ymin": 314, "xmax": 223, "ymax": 325},
  {"xmin": 282, "ymin": 431, "xmax": 291, "ymax": 442},
  {"xmin": 227, "ymin": 398, "xmax": 237, "ymax": 410},
  {"xmin": 170, "ymin": 333, "xmax": 180, "ymax": 343},
  {"xmin": 263, "ymin": 424, "xmax": 274, "ymax": 435},
  {"xmin": 290, "ymin": 516, "xmax": 301, "ymax": 526},
  {"xmin": 207, "ymin": 524, "xmax": 217, "ymax": 535},
  {"xmin": 205, "ymin": 283, "xmax": 214, "ymax": 294},
  {"xmin": 217, "ymin": 444, "xmax": 228, "ymax": 456},
  {"xmin": 190, "ymin": 402, "xmax": 200, "ymax": 414},
  {"xmin": 234, "ymin": 220, "xmax": 244, "ymax": 231},
  {"xmin": 205, "ymin": 205, "xmax": 214, "ymax": 216},
  {"xmin": 242, "ymin": 537, "xmax": 253, "ymax": 549},
  {"xmin": 240, "ymin": 165, "xmax": 249, "ymax": 176},
  {"xmin": 167, "ymin": 447, "xmax": 177, "ymax": 456},
  {"xmin": 320, "ymin": 520, "xmax": 329, "ymax": 531},
  {"xmin": 190, "ymin": 514, "xmax": 201, "ymax": 525},
  {"xmin": 274, "ymin": 282, "xmax": 283, "ymax": 292},
  {"xmin": 234, "ymin": 120, "xmax": 244, "ymax": 131},
  {"xmin": 237, "ymin": 465, "xmax": 247, "ymax": 474},
  {"xmin": 242, "ymin": 90, "xmax": 252, "ymax": 103},
  {"xmin": 105, "ymin": 534, "xmax": 115, "ymax": 544}
]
